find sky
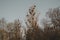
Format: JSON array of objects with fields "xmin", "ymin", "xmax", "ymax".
[{"xmin": 0, "ymin": 0, "xmax": 60, "ymax": 23}]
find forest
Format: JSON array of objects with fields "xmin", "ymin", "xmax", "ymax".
[{"xmin": 0, "ymin": 5, "xmax": 60, "ymax": 40}]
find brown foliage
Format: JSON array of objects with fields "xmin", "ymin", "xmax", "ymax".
[
  {"xmin": 26, "ymin": 5, "xmax": 43, "ymax": 40},
  {"xmin": 43, "ymin": 7, "xmax": 60, "ymax": 40},
  {"xmin": 0, "ymin": 5, "xmax": 60, "ymax": 40}
]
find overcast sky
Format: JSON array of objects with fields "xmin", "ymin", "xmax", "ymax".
[{"xmin": 0, "ymin": 0, "xmax": 60, "ymax": 22}]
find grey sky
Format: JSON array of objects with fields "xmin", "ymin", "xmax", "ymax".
[{"xmin": 0, "ymin": 0, "xmax": 60, "ymax": 22}]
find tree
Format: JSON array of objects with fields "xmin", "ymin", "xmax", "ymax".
[
  {"xmin": 26, "ymin": 5, "xmax": 43, "ymax": 40},
  {"xmin": 7, "ymin": 22, "xmax": 14, "ymax": 40},
  {"xmin": 42, "ymin": 18, "xmax": 56, "ymax": 40},
  {"xmin": 42, "ymin": 7, "xmax": 60, "ymax": 40},
  {"xmin": 14, "ymin": 19, "xmax": 22, "ymax": 40},
  {"xmin": 46, "ymin": 8, "xmax": 60, "ymax": 29},
  {"xmin": 0, "ymin": 18, "xmax": 7, "ymax": 30},
  {"xmin": 7, "ymin": 19, "xmax": 22, "ymax": 40}
]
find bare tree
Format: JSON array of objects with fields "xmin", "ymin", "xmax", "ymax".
[
  {"xmin": 26, "ymin": 5, "xmax": 43, "ymax": 40},
  {"xmin": 42, "ymin": 7, "xmax": 60, "ymax": 40},
  {"xmin": 14, "ymin": 19, "xmax": 22, "ymax": 40},
  {"xmin": 46, "ymin": 8, "xmax": 60, "ymax": 29}
]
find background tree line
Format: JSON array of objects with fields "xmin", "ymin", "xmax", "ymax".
[{"xmin": 0, "ymin": 5, "xmax": 60, "ymax": 40}]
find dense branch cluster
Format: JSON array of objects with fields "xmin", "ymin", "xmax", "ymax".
[{"xmin": 0, "ymin": 5, "xmax": 60, "ymax": 40}]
